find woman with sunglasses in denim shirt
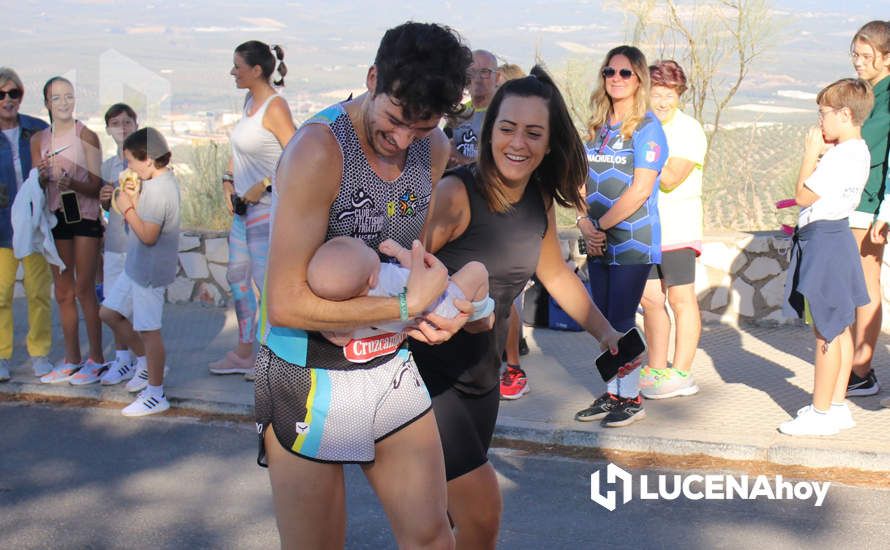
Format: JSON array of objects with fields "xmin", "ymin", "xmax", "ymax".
[
  {"xmin": 574, "ymin": 45, "xmax": 668, "ymax": 428},
  {"xmin": 0, "ymin": 67, "xmax": 52, "ymax": 382}
]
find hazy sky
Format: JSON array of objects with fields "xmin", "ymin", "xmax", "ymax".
[{"xmin": 7, "ymin": 1, "xmax": 885, "ymax": 118}]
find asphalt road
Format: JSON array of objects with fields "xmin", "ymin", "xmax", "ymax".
[{"xmin": 2, "ymin": 401, "xmax": 888, "ymax": 549}]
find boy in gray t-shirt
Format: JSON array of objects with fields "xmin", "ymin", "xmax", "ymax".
[
  {"xmin": 124, "ymin": 169, "xmax": 180, "ymax": 287},
  {"xmin": 99, "ymin": 127, "xmax": 180, "ymax": 418}
]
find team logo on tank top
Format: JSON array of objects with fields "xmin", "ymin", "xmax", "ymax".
[
  {"xmin": 337, "ymin": 188, "xmax": 386, "ymax": 238},
  {"xmin": 456, "ymin": 127, "xmax": 478, "ymax": 159},
  {"xmin": 388, "ymin": 189, "xmax": 417, "ymax": 217},
  {"xmin": 337, "ymin": 187, "xmax": 422, "ymax": 239}
]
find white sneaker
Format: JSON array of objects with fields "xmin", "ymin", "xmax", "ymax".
[
  {"xmin": 797, "ymin": 403, "xmax": 855, "ymax": 430},
  {"xmin": 780, "ymin": 406, "xmax": 839, "ymax": 436},
  {"xmin": 69, "ymin": 359, "xmax": 108, "ymax": 386},
  {"xmin": 100, "ymin": 357, "xmax": 136, "ymax": 385},
  {"xmin": 40, "ymin": 362, "xmax": 81, "ymax": 384},
  {"xmin": 0, "ymin": 359, "xmax": 10, "ymax": 382},
  {"xmin": 125, "ymin": 364, "xmax": 169, "ymax": 393},
  {"xmin": 31, "ymin": 356, "xmax": 53, "ymax": 377},
  {"xmin": 121, "ymin": 390, "xmax": 170, "ymax": 417}
]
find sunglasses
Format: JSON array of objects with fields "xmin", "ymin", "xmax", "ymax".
[
  {"xmin": 0, "ymin": 89, "xmax": 22, "ymax": 100},
  {"xmin": 602, "ymin": 67, "xmax": 634, "ymax": 80}
]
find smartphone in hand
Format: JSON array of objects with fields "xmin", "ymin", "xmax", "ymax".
[
  {"xmin": 60, "ymin": 191, "xmax": 81, "ymax": 224},
  {"xmin": 595, "ymin": 327, "xmax": 647, "ymax": 383}
]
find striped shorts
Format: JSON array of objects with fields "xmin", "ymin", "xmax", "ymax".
[{"xmin": 254, "ymin": 345, "xmax": 432, "ymax": 465}]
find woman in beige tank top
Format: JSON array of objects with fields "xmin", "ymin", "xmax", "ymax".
[{"xmin": 29, "ymin": 77, "xmax": 105, "ymax": 382}]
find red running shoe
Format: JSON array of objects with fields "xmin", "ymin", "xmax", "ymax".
[{"xmin": 500, "ymin": 365, "xmax": 529, "ymax": 400}]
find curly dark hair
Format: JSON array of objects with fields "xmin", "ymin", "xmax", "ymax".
[
  {"xmin": 373, "ymin": 22, "xmax": 472, "ymax": 121},
  {"xmin": 477, "ymin": 65, "xmax": 587, "ymax": 213}
]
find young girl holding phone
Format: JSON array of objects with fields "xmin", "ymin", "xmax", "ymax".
[{"xmin": 30, "ymin": 76, "xmax": 104, "ymax": 383}]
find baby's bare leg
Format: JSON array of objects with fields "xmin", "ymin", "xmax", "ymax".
[{"xmin": 450, "ymin": 260, "xmax": 489, "ymax": 302}]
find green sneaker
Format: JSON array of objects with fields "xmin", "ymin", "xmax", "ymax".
[
  {"xmin": 639, "ymin": 366, "xmax": 672, "ymax": 389},
  {"xmin": 641, "ymin": 368, "xmax": 699, "ymax": 400}
]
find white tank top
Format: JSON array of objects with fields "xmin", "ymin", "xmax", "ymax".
[{"xmin": 229, "ymin": 93, "xmax": 284, "ymax": 205}]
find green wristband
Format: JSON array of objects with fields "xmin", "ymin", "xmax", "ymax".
[{"xmin": 399, "ymin": 288, "xmax": 409, "ymax": 321}]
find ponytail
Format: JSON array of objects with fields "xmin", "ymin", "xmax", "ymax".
[
  {"xmin": 272, "ymin": 44, "xmax": 287, "ymax": 87},
  {"xmin": 235, "ymin": 40, "xmax": 287, "ymax": 87}
]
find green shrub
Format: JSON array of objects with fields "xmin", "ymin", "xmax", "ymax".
[{"xmin": 174, "ymin": 141, "xmax": 232, "ymax": 231}]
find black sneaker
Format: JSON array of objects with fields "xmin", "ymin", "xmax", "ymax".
[
  {"xmin": 601, "ymin": 396, "xmax": 647, "ymax": 427},
  {"xmin": 574, "ymin": 393, "xmax": 620, "ymax": 422},
  {"xmin": 847, "ymin": 369, "xmax": 880, "ymax": 397}
]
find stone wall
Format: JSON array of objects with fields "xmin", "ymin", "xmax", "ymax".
[
  {"xmin": 11, "ymin": 230, "xmax": 231, "ymax": 307},
  {"xmin": 694, "ymin": 231, "xmax": 794, "ymax": 326},
  {"xmin": 560, "ymin": 229, "xmax": 890, "ymax": 328},
  {"xmin": 12, "ymin": 229, "xmax": 890, "ymax": 328},
  {"xmin": 167, "ymin": 231, "xmax": 230, "ymax": 307}
]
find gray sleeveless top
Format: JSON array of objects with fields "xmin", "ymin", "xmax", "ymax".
[
  {"xmin": 412, "ymin": 164, "xmax": 548, "ymax": 394},
  {"xmin": 261, "ymin": 102, "xmax": 433, "ymax": 370}
]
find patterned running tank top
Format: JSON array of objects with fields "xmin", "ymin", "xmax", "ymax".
[{"xmin": 259, "ymin": 102, "xmax": 433, "ymax": 370}]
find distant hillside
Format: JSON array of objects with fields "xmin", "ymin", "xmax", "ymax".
[
  {"xmin": 556, "ymin": 123, "xmax": 809, "ymax": 232},
  {"xmin": 703, "ymin": 123, "xmax": 808, "ymax": 231}
]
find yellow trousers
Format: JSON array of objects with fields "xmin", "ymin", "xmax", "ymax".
[{"xmin": 0, "ymin": 248, "xmax": 52, "ymax": 359}]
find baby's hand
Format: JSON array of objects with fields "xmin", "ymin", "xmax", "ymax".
[{"xmin": 379, "ymin": 238, "xmax": 413, "ymax": 268}]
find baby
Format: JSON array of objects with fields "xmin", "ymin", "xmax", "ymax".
[{"xmin": 307, "ymin": 236, "xmax": 494, "ymax": 345}]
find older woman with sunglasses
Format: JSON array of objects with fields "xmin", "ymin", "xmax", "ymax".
[
  {"xmin": 574, "ymin": 45, "xmax": 668, "ymax": 427},
  {"xmin": 0, "ymin": 67, "xmax": 52, "ymax": 382},
  {"xmin": 639, "ymin": 60, "xmax": 706, "ymax": 400}
]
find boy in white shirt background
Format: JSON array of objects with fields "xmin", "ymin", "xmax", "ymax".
[
  {"xmin": 69, "ymin": 103, "xmax": 139, "ymax": 385},
  {"xmin": 781, "ymin": 78, "xmax": 874, "ymax": 436}
]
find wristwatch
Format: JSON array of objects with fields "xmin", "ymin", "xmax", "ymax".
[
  {"xmin": 575, "ymin": 214, "xmax": 588, "ymax": 227},
  {"xmin": 263, "ymin": 177, "xmax": 272, "ymax": 193}
]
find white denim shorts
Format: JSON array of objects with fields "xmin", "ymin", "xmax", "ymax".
[{"xmin": 102, "ymin": 271, "xmax": 165, "ymax": 331}]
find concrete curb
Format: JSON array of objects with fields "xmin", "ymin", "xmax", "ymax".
[
  {"xmin": 0, "ymin": 382, "xmax": 254, "ymax": 417},
  {"xmin": 5, "ymin": 382, "xmax": 888, "ymax": 472},
  {"xmin": 494, "ymin": 417, "xmax": 890, "ymax": 472}
]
